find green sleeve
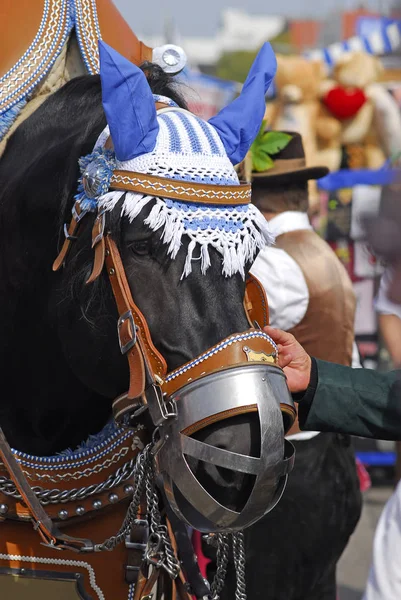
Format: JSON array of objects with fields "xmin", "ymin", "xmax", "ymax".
[{"xmin": 298, "ymin": 359, "xmax": 401, "ymax": 441}]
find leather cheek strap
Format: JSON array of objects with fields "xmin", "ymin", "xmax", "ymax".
[
  {"xmin": 244, "ymin": 273, "xmax": 269, "ymax": 328},
  {"xmin": 86, "ymin": 211, "xmax": 106, "ymax": 284},
  {"xmin": 104, "ymin": 236, "xmax": 167, "ymax": 402},
  {"xmin": 53, "ymin": 201, "xmax": 87, "ymax": 272}
]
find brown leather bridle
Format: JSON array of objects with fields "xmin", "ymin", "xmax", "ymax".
[
  {"xmin": 0, "ymin": 111, "xmax": 294, "ymax": 553},
  {"xmin": 52, "ymin": 187, "xmax": 275, "ymax": 428}
]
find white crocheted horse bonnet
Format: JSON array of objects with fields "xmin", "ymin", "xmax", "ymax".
[
  {"xmin": 84, "ymin": 99, "xmax": 271, "ymax": 279},
  {"xmin": 75, "ymin": 41, "xmax": 278, "ymax": 278}
]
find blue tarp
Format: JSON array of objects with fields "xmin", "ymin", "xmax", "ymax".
[{"xmin": 317, "ymin": 163, "xmax": 399, "ymax": 191}]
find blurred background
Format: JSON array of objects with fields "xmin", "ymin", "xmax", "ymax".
[{"xmin": 114, "ymin": 2, "xmax": 401, "ymax": 598}]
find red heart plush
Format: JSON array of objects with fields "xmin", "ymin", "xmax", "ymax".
[{"xmin": 323, "ymin": 86, "xmax": 367, "ymax": 120}]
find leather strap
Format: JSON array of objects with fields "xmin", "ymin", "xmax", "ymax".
[
  {"xmin": 166, "ymin": 520, "xmax": 193, "ymax": 600},
  {"xmin": 125, "ymin": 504, "xmax": 149, "ymax": 584},
  {"xmin": 164, "ymin": 503, "xmax": 209, "ymax": 598},
  {"xmin": 133, "ymin": 567, "xmax": 160, "ymax": 600},
  {"xmin": 155, "ymin": 102, "xmax": 171, "ymax": 111},
  {"xmin": 86, "ymin": 211, "xmax": 106, "ymax": 284},
  {"xmin": 53, "ymin": 201, "xmax": 88, "ymax": 271},
  {"xmin": 0, "ymin": 427, "xmax": 93, "ymax": 552},
  {"xmin": 105, "ymin": 236, "xmax": 167, "ymax": 403},
  {"xmin": 244, "ymin": 273, "xmax": 269, "ymax": 328},
  {"xmin": 110, "ymin": 171, "xmax": 252, "ymax": 205}
]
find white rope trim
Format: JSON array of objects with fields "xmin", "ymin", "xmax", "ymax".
[
  {"xmin": 166, "ymin": 331, "xmax": 278, "ymax": 382},
  {"xmin": 74, "ymin": 0, "xmax": 102, "ymax": 74},
  {"xmin": 0, "ymin": 554, "xmax": 105, "ymax": 600},
  {"xmin": 0, "ymin": 0, "xmax": 70, "ymax": 112}
]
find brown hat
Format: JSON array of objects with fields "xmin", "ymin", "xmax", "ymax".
[{"xmin": 251, "ymin": 131, "xmax": 329, "ymax": 185}]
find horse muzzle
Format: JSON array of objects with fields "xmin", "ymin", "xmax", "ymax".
[
  {"xmin": 137, "ymin": 330, "xmax": 296, "ymax": 533},
  {"xmin": 160, "ymin": 364, "xmax": 295, "ymax": 532}
]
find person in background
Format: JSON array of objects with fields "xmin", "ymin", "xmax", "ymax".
[
  {"xmin": 376, "ymin": 267, "xmax": 401, "ymax": 367},
  {"xmin": 263, "ymin": 325, "xmax": 401, "ymax": 600},
  {"xmin": 217, "ymin": 131, "xmax": 363, "ymax": 600},
  {"xmin": 366, "ymin": 179, "xmax": 401, "ymax": 483},
  {"xmin": 376, "ymin": 266, "xmax": 401, "ymax": 482},
  {"xmin": 364, "ymin": 265, "xmax": 401, "ymax": 599}
]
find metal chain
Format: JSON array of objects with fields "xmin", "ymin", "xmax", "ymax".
[
  {"xmin": 93, "ymin": 442, "xmax": 180, "ymax": 583},
  {"xmin": 209, "ymin": 533, "xmax": 229, "ymax": 600},
  {"xmin": 232, "ymin": 532, "xmax": 247, "ymax": 600},
  {"xmin": 94, "ymin": 443, "xmax": 153, "ymax": 552},
  {"xmin": 145, "ymin": 462, "xmax": 180, "ymax": 579},
  {"xmin": 0, "ymin": 455, "xmax": 137, "ymax": 505}
]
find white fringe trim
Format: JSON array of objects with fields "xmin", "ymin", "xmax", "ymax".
[{"xmin": 98, "ymin": 191, "xmax": 274, "ymax": 279}]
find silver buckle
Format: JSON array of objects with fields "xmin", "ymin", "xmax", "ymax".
[
  {"xmin": 117, "ymin": 311, "xmax": 137, "ymax": 354},
  {"xmin": 148, "ymin": 384, "xmax": 178, "ymax": 428}
]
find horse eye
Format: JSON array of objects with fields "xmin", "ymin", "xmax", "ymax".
[{"xmin": 131, "ymin": 240, "xmax": 151, "ymax": 256}]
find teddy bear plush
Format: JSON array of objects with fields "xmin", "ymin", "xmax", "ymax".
[
  {"xmin": 319, "ymin": 51, "xmax": 401, "ymax": 172},
  {"xmin": 266, "ymin": 54, "xmax": 341, "ymax": 207}
]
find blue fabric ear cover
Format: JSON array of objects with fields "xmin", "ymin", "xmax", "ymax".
[
  {"xmin": 209, "ymin": 43, "xmax": 277, "ymax": 165},
  {"xmin": 98, "ymin": 40, "xmax": 159, "ymax": 161}
]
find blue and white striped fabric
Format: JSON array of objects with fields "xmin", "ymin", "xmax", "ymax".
[
  {"xmin": 118, "ymin": 108, "xmax": 240, "ymax": 186},
  {"xmin": 305, "ymin": 19, "xmax": 401, "ymax": 69},
  {"xmin": 156, "ymin": 111, "xmax": 226, "ymax": 158}
]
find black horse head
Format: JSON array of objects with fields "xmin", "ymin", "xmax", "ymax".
[{"xmin": 0, "ymin": 46, "xmax": 278, "ymax": 512}]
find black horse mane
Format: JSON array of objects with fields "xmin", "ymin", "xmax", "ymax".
[
  {"xmin": 0, "ymin": 65, "xmax": 190, "ymax": 453},
  {"xmin": 0, "ymin": 65, "xmax": 188, "ymax": 329}
]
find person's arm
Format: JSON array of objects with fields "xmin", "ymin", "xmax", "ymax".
[
  {"xmin": 378, "ymin": 313, "xmax": 401, "ymax": 367},
  {"xmin": 264, "ymin": 326, "xmax": 401, "ymax": 441},
  {"xmin": 375, "ymin": 267, "xmax": 401, "ymax": 366},
  {"xmin": 298, "ymin": 358, "xmax": 401, "ymax": 440}
]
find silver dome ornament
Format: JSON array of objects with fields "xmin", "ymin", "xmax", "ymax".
[
  {"xmin": 109, "ymin": 493, "xmax": 119, "ymax": 504},
  {"xmin": 92, "ymin": 499, "xmax": 102, "ymax": 510},
  {"xmin": 58, "ymin": 509, "xmax": 68, "ymax": 520},
  {"xmin": 76, "ymin": 149, "xmax": 116, "ymax": 212},
  {"xmin": 76, "ymin": 506, "xmax": 85, "ymax": 516},
  {"xmin": 0, "ymin": 503, "xmax": 8, "ymax": 515},
  {"xmin": 152, "ymin": 45, "xmax": 187, "ymax": 74},
  {"xmin": 82, "ymin": 162, "xmax": 103, "ymax": 198}
]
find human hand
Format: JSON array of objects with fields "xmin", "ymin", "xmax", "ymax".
[{"xmin": 264, "ymin": 326, "xmax": 312, "ymax": 394}]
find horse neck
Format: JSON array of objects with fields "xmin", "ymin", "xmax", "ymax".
[{"xmin": 0, "ymin": 266, "xmax": 110, "ymax": 456}]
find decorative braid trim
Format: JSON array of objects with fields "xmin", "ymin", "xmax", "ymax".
[
  {"xmin": 73, "ymin": 0, "xmax": 102, "ymax": 74},
  {"xmin": 110, "ymin": 172, "xmax": 252, "ymax": 204},
  {"xmin": 165, "ymin": 331, "xmax": 278, "ymax": 382},
  {"xmin": 12, "ymin": 427, "xmax": 132, "ymax": 470},
  {"xmin": 0, "ymin": 554, "xmax": 105, "ymax": 600},
  {"xmin": 0, "ymin": 0, "xmax": 71, "ymax": 113}
]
